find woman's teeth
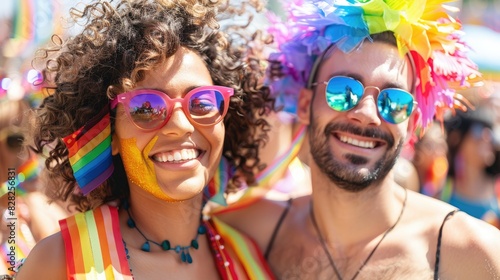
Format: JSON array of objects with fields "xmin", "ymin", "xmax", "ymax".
[{"xmin": 153, "ymin": 149, "xmax": 200, "ymax": 162}]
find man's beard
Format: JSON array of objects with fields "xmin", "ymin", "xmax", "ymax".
[{"xmin": 308, "ymin": 118, "xmax": 403, "ymax": 192}]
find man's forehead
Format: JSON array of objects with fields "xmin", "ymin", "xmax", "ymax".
[{"xmin": 316, "ymin": 42, "xmax": 413, "ymax": 90}]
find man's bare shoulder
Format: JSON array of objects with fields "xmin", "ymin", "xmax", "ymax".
[
  {"xmin": 15, "ymin": 232, "xmax": 66, "ymax": 280},
  {"xmin": 404, "ymin": 191, "xmax": 500, "ymax": 278},
  {"xmin": 438, "ymin": 211, "xmax": 500, "ymax": 279}
]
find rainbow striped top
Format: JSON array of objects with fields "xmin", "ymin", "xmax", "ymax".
[
  {"xmin": 60, "ymin": 205, "xmax": 274, "ymax": 279},
  {"xmin": 60, "ymin": 205, "xmax": 132, "ymax": 279}
]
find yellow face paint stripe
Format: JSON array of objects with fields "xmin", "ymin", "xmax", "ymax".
[{"xmin": 120, "ymin": 136, "xmax": 176, "ymax": 201}]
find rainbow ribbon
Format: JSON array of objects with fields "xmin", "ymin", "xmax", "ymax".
[
  {"xmin": 204, "ymin": 157, "xmax": 233, "ymax": 206},
  {"xmin": 210, "ymin": 216, "xmax": 275, "ymax": 279},
  {"xmin": 212, "ymin": 124, "xmax": 306, "ymax": 215},
  {"xmin": 256, "ymin": 124, "xmax": 306, "ymax": 186},
  {"xmin": 62, "ymin": 107, "xmax": 114, "ymax": 195}
]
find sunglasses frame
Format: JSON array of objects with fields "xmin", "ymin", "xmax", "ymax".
[
  {"xmin": 111, "ymin": 85, "xmax": 234, "ymax": 130},
  {"xmin": 313, "ymin": 76, "xmax": 417, "ymax": 124}
]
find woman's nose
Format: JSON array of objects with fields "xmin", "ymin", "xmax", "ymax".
[{"xmin": 159, "ymin": 104, "xmax": 195, "ymax": 136}]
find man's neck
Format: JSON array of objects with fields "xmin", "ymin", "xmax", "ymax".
[{"xmin": 309, "ymin": 172, "xmax": 406, "ymax": 251}]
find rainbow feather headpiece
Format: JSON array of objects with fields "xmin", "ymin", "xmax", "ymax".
[{"xmin": 266, "ymin": 0, "xmax": 482, "ymax": 130}]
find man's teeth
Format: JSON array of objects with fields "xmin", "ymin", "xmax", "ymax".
[
  {"xmin": 339, "ymin": 135, "xmax": 375, "ymax": 149},
  {"xmin": 153, "ymin": 149, "xmax": 199, "ymax": 162}
]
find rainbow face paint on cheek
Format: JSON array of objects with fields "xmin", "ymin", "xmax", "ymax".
[{"xmin": 119, "ymin": 136, "xmax": 176, "ymax": 201}]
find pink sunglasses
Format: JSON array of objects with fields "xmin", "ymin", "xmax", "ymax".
[{"xmin": 111, "ymin": 86, "xmax": 234, "ymax": 130}]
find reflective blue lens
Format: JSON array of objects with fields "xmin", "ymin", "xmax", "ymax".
[
  {"xmin": 377, "ymin": 89, "xmax": 415, "ymax": 124},
  {"xmin": 324, "ymin": 76, "xmax": 415, "ymax": 124},
  {"xmin": 325, "ymin": 76, "xmax": 363, "ymax": 111}
]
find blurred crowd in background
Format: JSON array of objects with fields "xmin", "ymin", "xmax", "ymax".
[{"xmin": 0, "ymin": 0, "xmax": 499, "ymax": 276}]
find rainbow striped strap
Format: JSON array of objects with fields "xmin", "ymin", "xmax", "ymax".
[
  {"xmin": 62, "ymin": 107, "xmax": 114, "ymax": 195},
  {"xmin": 59, "ymin": 205, "xmax": 132, "ymax": 280},
  {"xmin": 210, "ymin": 217, "xmax": 275, "ymax": 279},
  {"xmin": 211, "ymin": 125, "xmax": 307, "ymax": 215},
  {"xmin": 256, "ymin": 124, "xmax": 306, "ymax": 187},
  {"xmin": 204, "ymin": 157, "xmax": 233, "ymax": 206}
]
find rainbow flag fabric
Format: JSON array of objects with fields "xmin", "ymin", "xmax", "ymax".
[
  {"xmin": 62, "ymin": 108, "xmax": 113, "ymax": 195},
  {"xmin": 210, "ymin": 217, "xmax": 275, "ymax": 279}
]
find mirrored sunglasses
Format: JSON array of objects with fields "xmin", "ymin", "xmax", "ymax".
[
  {"xmin": 313, "ymin": 76, "xmax": 417, "ymax": 124},
  {"xmin": 111, "ymin": 86, "xmax": 234, "ymax": 130}
]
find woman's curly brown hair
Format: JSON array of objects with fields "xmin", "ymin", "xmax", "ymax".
[{"xmin": 32, "ymin": 0, "xmax": 274, "ymax": 211}]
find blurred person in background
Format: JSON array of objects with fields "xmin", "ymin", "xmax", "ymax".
[
  {"xmin": 412, "ymin": 122, "xmax": 449, "ymax": 197},
  {"xmin": 0, "ymin": 94, "xmax": 71, "ymax": 276},
  {"xmin": 441, "ymin": 104, "xmax": 500, "ymax": 228}
]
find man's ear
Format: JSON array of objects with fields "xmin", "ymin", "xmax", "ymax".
[
  {"xmin": 111, "ymin": 134, "xmax": 120, "ymax": 155},
  {"xmin": 297, "ymin": 88, "xmax": 313, "ymax": 125},
  {"xmin": 405, "ymin": 109, "xmax": 421, "ymax": 144}
]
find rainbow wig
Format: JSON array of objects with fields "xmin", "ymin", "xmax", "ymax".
[{"xmin": 266, "ymin": 0, "xmax": 482, "ymax": 130}]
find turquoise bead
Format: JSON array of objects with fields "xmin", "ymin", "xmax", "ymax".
[
  {"xmin": 141, "ymin": 241, "xmax": 151, "ymax": 252},
  {"xmin": 198, "ymin": 225, "xmax": 207, "ymax": 234},
  {"xmin": 127, "ymin": 218, "xmax": 135, "ymax": 228},
  {"xmin": 161, "ymin": 240, "xmax": 171, "ymax": 250},
  {"xmin": 191, "ymin": 239, "xmax": 199, "ymax": 249}
]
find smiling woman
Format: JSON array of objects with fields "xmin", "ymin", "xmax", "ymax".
[{"xmin": 11, "ymin": 0, "xmax": 276, "ymax": 279}]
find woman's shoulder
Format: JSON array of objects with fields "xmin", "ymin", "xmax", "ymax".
[
  {"xmin": 14, "ymin": 232, "xmax": 66, "ymax": 280},
  {"xmin": 214, "ymin": 195, "xmax": 309, "ymax": 252}
]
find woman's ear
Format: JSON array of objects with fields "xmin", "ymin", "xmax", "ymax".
[{"xmin": 297, "ymin": 88, "xmax": 313, "ymax": 125}]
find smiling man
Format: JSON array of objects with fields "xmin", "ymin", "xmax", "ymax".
[{"xmin": 218, "ymin": 0, "xmax": 500, "ymax": 279}]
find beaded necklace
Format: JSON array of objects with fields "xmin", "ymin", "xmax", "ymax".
[
  {"xmin": 310, "ymin": 187, "xmax": 407, "ymax": 280},
  {"xmin": 124, "ymin": 203, "xmax": 205, "ymax": 263},
  {"xmin": 122, "ymin": 221, "xmax": 237, "ymax": 279}
]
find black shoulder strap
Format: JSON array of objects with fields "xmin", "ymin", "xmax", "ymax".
[
  {"xmin": 434, "ymin": 209, "xmax": 460, "ymax": 280},
  {"xmin": 264, "ymin": 198, "xmax": 293, "ymax": 260}
]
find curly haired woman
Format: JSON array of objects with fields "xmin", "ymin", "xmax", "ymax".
[{"xmin": 14, "ymin": 0, "xmax": 275, "ymax": 279}]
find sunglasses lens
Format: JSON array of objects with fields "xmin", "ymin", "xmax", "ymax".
[
  {"xmin": 377, "ymin": 89, "xmax": 414, "ymax": 124},
  {"xmin": 128, "ymin": 93, "xmax": 168, "ymax": 129},
  {"xmin": 7, "ymin": 134, "xmax": 24, "ymax": 150},
  {"xmin": 325, "ymin": 77, "xmax": 364, "ymax": 111},
  {"xmin": 189, "ymin": 89, "xmax": 225, "ymax": 125}
]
